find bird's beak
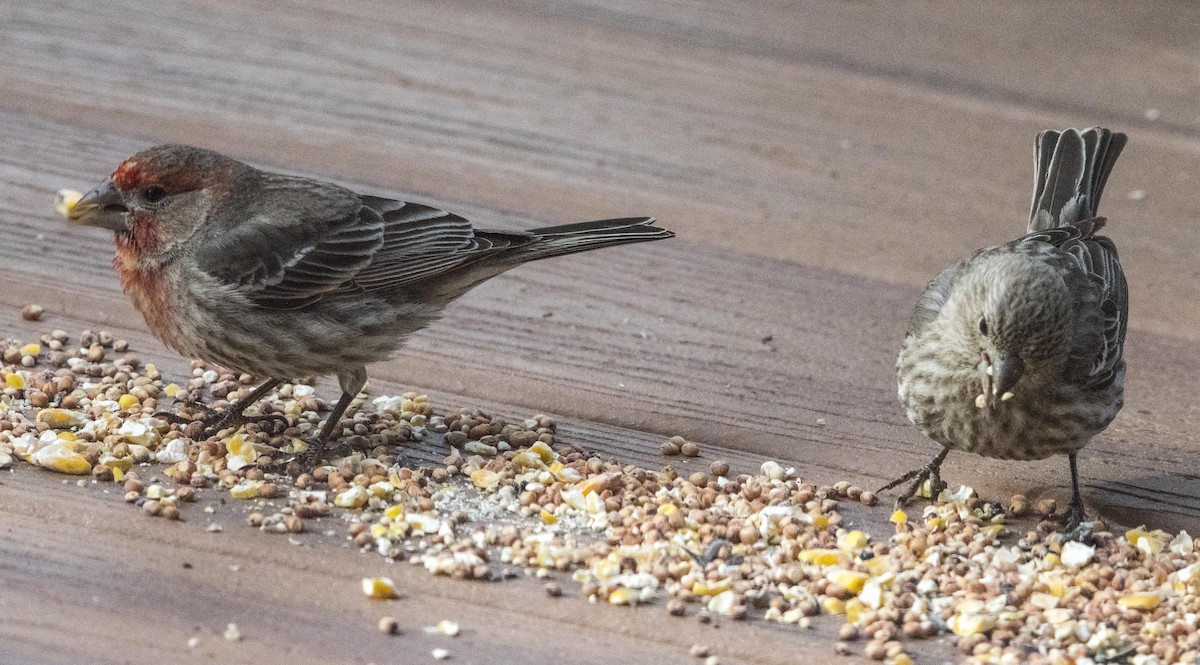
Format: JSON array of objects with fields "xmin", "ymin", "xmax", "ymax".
[
  {"xmin": 67, "ymin": 180, "xmax": 129, "ymax": 231},
  {"xmin": 981, "ymin": 351, "xmax": 1024, "ymax": 408}
]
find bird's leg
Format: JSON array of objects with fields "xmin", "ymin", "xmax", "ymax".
[
  {"xmin": 158, "ymin": 379, "xmax": 284, "ymax": 438},
  {"xmin": 294, "ymin": 390, "xmax": 356, "ymax": 470},
  {"xmin": 1063, "ymin": 452, "xmax": 1093, "ymax": 540},
  {"xmin": 292, "ymin": 366, "xmax": 367, "ymax": 471},
  {"xmin": 878, "ymin": 447, "xmax": 951, "ymax": 507}
]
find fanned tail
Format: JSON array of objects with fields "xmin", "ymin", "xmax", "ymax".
[
  {"xmin": 490, "ymin": 217, "xmax": 673, "ymax": 262},
  {"xmin": 1028, "ymin": 127, "xmax": 1127, "ymax": 232}
]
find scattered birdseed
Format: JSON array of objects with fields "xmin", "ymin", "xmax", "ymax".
[
  {"xmin": 431, "ymin": 649, "xmax": 450, "ymax": 661},
  {"xmin": 223, "ymin": 623, "xmax": 241, "ymax": 641},
  {"xmin": 425, "ymin": 620, "xmax": 460, "ymax": 637},
  {"xmin": 378, "ymin": 617, "xmax": 401, "ymax": 635},
  {"xmin": 362, "ymin": 577, "xmax": 399, "ymax": 600},
  {"xmin": 4, "ymin": 329, "xmax": 1200, "ymax": 664},
  {"xmin": 21, "ymin": 305, "xmax": 43, "ymax": 322}
]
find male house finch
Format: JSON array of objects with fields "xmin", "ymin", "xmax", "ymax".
[
  {"xmin": 66, "ymin": 145, "xmax": 672, "ymax": 465},
  {"xmin": 888, "ymin": 127, "xmax": 1128, "ymax": 530}
]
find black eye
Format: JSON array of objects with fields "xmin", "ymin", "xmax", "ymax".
[
  {"xmin": 141, "ymin": 186, "xmax": 167, "ymax": 203},
  {"xmin": 979, "ymin": 317, "xmax": 989, "ymax": 336}
]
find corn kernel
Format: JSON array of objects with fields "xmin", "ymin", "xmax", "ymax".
[
  {"xmin": 839, "ymin": 530, "xmax": 869, "ymax": 551},
  {"xmin": 950, "ymin": 612, "xmax": 996, "ymax": 636},
  {"xmin": 19, "ymin": 343, "xmax": 41, "ymax": 356},
  {"xmin": 540, "ymin": 509, "xmax": 557, "ymax": 524},
  {"xmin": 893, "ymin": 654, "xmax": 915, "ymax": 665},
  {"xmin": 821, "ymin": 597, "xmax": 846, "ymax": 615},
  {"xmin": 362, "ymin": 577, "xmax": 399, "ymax": 599},
  {"xmin": 369, "ymin": 523, "xmax": 389, "ymax": 540},
  {"xmin": 229, "ymin": 481, "xmax": 263, "ymax": 499},
  {"xmin": 608, "ymin": 587, "xmax": 636, "ymax": 605},
  {"xmin": 657, "ymin": 503, "xmax": 678, "ymax": 516},
  {"xmin": 1118, "ymin": 592, "xmax": 1161, "ymax": 610},
  {"xmin": 845, "ymin": 597, "xmax": 866, "ymax": 623},
  {"xmin": 890, "ymin": 509, "xmax": 908, "ymax": 524},
  {"xmin": 5, "ymin": 373, "xmax": 26, "ymax": 390},
  {"xmin": 334, "ymin": 485, "xmax": 368, "ymax": 508},
  {"xmin": 383, "ymin": 504, "xmax": 404, "ymax": 520},
  {"xmin": 30, "ymin": 443, "xmax": 91, "ymax": 474},
  {"xmin": 528, "ymin": 440, "xmax": 555, "ymax": 464},
  {"xmin": 827, "ymin": 569, "xmax": 869, "ymax": 594},
  {"xmin": 471, "ymin": 469, "xmax": 500, "ymax": 490},
  {"xmin": 56, "ymin": 189, "xmax": 83, "ymax": 217},
  {"xmin": 163, "ymin": 383, "xmax": 182, "ymax": 398},
  {"xmin": 112, "ymin": 466, "xmax": 125, "ymax": 482},
  {"xmin": 692, "ymin": 579, "xmax": 732, "ymax": 596},
  {"xmin": 798, "ymin": 549, "xmax": 848, "ymax": 566},
  {"xmin": 118, "ymin": 394, "xmax": 140, "ymax": 411}
]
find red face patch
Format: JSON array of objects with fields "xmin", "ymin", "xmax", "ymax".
[{"xmin": 112, "ymin": 159, "xmax": 148, "ymax": 192}]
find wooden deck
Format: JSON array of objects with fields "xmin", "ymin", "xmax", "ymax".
[{"xmin": 2, "ymin": 1, "xmax": 1200, "ymax": 663}]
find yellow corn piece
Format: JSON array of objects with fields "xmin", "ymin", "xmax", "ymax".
[
  {"xmin": 575, "ymin": 474, "xmax": 609, "ymax": 496},
  {"xmin": 369, "ymin": 523, "xmax": 389, "ymax": 540},
  {"xmin": 890, "ymin": 509, "xmax": 908, "ymax": 524},
  {"xmin": 839, "ymin": 530, "xmax": 869, "ymax": 552},
  {"xmin": 1118, "ymin": 592, "xmax": 1161, "ymax": 610},
  {"xmin": 845, "ymin": 597, "xmax": 866, "ymax": 623},
  {"xmin": 361, "ymin": 577, "xmax": 399, "ymax": 599},
  {"xmin": 511, "ymin": 451, "xmax": 543, "ymax": 469},
  {"xmin": 163, "ymin": 383, "xmax": 182, "ymax": 398},
  {"xmin": 862, "ymin": 556, "xmax": 890, "ymax": 577},
  {"xmin": 334, "ymin": 485, "xmax": 368, "ymax": 508},
  {"xmin": 55, "ymin": 189, "xmax": 83, "ymax": 217},
  {"xmin": 5, "ymin": 373, "xmax": 26, "ymax": 390},
  {"xmin": 950, "ymin": 612, "xmax": 996, "ymax": 636},
  {"xmin": 827, "ymin": 569, "xmax": 869, "ymax": 594},
  {"xmin": 797, "ymin": 549, "xmax": 849, "ymax": 567},
  {"xmin": 112, "ymin": 466, "xmax": 125, "ymax": 482},
  {"xmin": 383, "ymin": 504, "xmax": 404, "ymax": 520},
  {"xmin": 229, "ymin": 481, "xmax": 262, "ymax": 499},
  {"xmin": 691, "ymin": 579, "xmax": 732, "ymax": 596},
  {"xmin": 528, "ymin": 440, "xmax": 555, "ymax": 464},
  {"xmin": 118, "ymin": 394, "xmax": 140, "ymax": 411},
  {"xmin": 470, "ymin": 469, "xmax": 500, "ymax": 490},
  {"xmin": 821, "ymin": 597, "xmax": 846, "ymax": 615},
  {"xmin": 657, "ymin": 503, "xmax": 678, "ymax": 516},
  {"xmin": 31, "ymin": 443, "xmax": 91, "ymax": 474},
  {"xmin": 99, "ymin": 453, "xmax": 133, "ymax": 472},
  {"xmin": 540, "ymin": 509, "xmax": 557, "ymax": 525},
  {"xmin": 20, "ymin": 343, "xmax": 41, "ymax": 357},
  {"xmin": 893, "ymin": 654, "xmax": 915, "ymax": 665},
  {"xmin": 608, "ymin": 587, "xmax": 637, "ymax": 605}
]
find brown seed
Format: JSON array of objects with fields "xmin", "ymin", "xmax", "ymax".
[
  {"xmin": 1035, "ymin": 498, "xmax": 1058, "ymax": 516},
  {"xmin": 710, "ymin": 460, "xmax": 730, "ymax": 477},
  {"xmin": 247, "ymin": 512, "xmax": 264, "ymax": 528},
  {"xmin": 161, "ymin": 505, "xmax": 181, "ymax": 521},
  {"xmin": 285, "ymin": 515, "xmax": 304, "ymax": 533},
  {"xmin": 1008, "ymin": 494, "xmax": 1029, "ymax": 516},
  {"xmin": 377, "ymin": 616, "xmax": 401, "ymax": 635},
  {"xmin": 835, "ymin": 642, "xmax": 852, "ymax": 656},
  {"xmin": 859, "ymin": 491, "xmax": 878, "ymax": 507},
  {"xmin": 544, "ymin": 582, "xmax": 562, "ymax": 597},
  {"xmin": 142, "ymin": 500, "xmax": 162, "ymax": 517},
  {"xmin": 667, "ymin": 598, "xmax": 687, "ymax": 616},
  {"xmin": 864, "ymin": 640, "xmax": 887, "ymax": 661},
  {"xmin": 660, "ymin": 440, "xmax": 681, "ymax": 456},
  {"xmin": 839, "ymin": 623, "xmax": 860, "ymax": 641},
  {"xmin": 21, "ymin": 304, "xmax": 44, "ymax": 321},
  {"xmin": 688, "ymin": 644, "xmax": 711, "ymax": 658},
  {"xmin": 680, "ymin": 441, "xmax": 700, "ymax": 457}
]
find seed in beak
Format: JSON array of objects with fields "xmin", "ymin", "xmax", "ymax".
[
  {"xmin": 985, "ymin": 365, "xmax": 994, "ymax": 376},
  {"xmin": 975, "ymin": 394, "xmax": 987, "ymax": 409},
  {"xmin": 1000, "ymin": 391, "xmax": 1015, "ymax": 401}
]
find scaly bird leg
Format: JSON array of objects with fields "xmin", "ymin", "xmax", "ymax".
[
  {"xmin": 878, "ymin": 447, "xmax": 951, "ymax": 507},
  {"xmin": 158, "ymin": 378, "xmax": 285, "ymax": 438},
  {"xmin": 1063, "ymin": 452, "xmax": 1094, "ymax": 541},
  {"xmin": 293, "ymin": 389, "xmax": 356, "ymax": 471}
]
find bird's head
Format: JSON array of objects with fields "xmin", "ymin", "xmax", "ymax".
[
  {"xmin": 67, "ymin": 144, "xmax": 250, "ymax": 259},
  {"xmin": 950, "ymin": 252, "xmax": 1072, "ymax": 408}
]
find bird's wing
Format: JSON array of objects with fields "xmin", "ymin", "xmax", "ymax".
[
  {"xmin": 1018, "ymin": 217, "xmax": 1128, "ymax": 388},
  {"xmin": 906, "ymin": 258, "xmax": 972, "ymax": 337},
  {"xmin": 349, "ymin": 196, "xmax": 533, "ymax": 293},
  {"xmin": 195, "ymin": 185, "xmax": 532, "ymax": 309}
]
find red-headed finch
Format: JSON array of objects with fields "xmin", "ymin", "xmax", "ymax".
[{"xmin": 67, "ymin": 145, "xmax": 672, "ymax": 466}]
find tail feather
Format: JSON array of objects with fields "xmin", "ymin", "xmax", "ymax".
[
  {"xmin": 486, "ymin": 216, "xmax": 673, "ymax": 263},
  {"xmin": 1028, "ymin": 127, "xmax": 1126, "ymax": 232}
]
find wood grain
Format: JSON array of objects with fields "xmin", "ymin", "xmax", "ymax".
[{"xmin": 1, "ymin": 1, "xmax": 1199, "ymax": 662}]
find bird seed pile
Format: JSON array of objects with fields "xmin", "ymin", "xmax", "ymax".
[{"xmin": 3, "ymin": 329, "xmax": 1200, "ymax": 665}]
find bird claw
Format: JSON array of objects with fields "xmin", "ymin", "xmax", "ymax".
[
  {"xmin": 157, "ymin": 403, "xmax": 290, "ymax": 439},
  {"xmin": 879, "ymin": 452, "xmax": 949, "ymax": 506}
]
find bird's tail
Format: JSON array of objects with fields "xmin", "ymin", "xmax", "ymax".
[
  {"xmin": 1028, "ymin": 127, "xmax": 1127, "ymax": 232},
  {"xmin": 497, "ymin": 216, "xmax": 673, "ymax": 262},
  {"xmin": 426, "ymin": 217, "xmax": 672, "ymax": 303}
]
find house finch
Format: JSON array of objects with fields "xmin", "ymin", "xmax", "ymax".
[
  {"xmin": 888, "ymin": 127, "xmax": 1128, "ymax": 530},
  {"xmin": 66, "ymin": 144, "xmax": 672, "ymax": 466}
]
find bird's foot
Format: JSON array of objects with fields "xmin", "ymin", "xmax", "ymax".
[
  {"xmin": 879, "ymin": 459, "xmax": 947, "ymax": 507},
  {"xmin": 158, "ymin": 403, "xmax": 290, "ymax": 440},
  {"xmin": 1061, "ymin": 496, "xmax": 1094, "ymax": 543}
]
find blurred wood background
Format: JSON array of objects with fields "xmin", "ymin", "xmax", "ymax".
[{"xmin": 2, "ymin": 1, "xmax": 1199, "ymax": 663}]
